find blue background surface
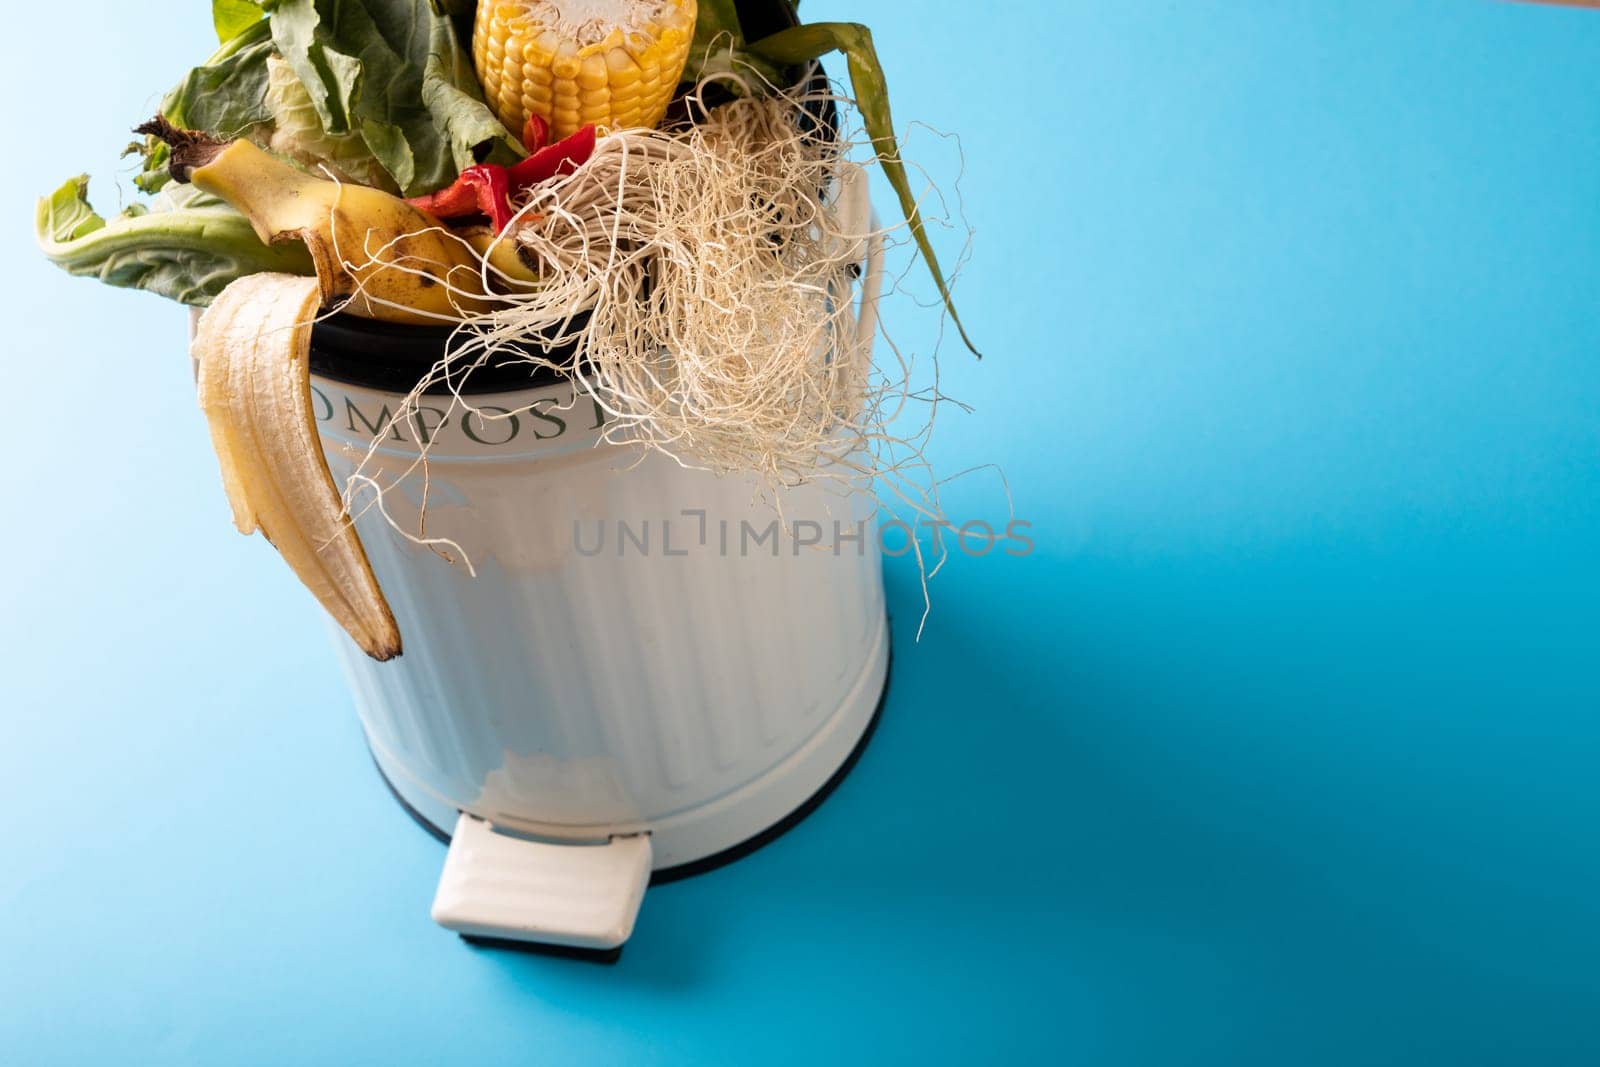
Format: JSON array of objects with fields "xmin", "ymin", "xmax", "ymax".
[{"xmin": 4, "ymin": 1, "xmax": 1599, "ymax": 1063}]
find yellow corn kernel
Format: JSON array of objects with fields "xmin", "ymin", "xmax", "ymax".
[{"xmin": 473, "ymin": 0, "xmax": 698, "ymax": 142}]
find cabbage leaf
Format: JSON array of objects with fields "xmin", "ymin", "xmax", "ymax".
[
  {"xmin": 142, "ymin": 0, "xmax": 521, "ymax": 198},
  {"xmin": 213, "ymin": 0, "xmax": 265, "ymax": 44},
  {"xmin": 36, "ymin": 177, "xmax": 314, "ymax": 307},
  {"xmin": 137, "ymin": 18, "xmax": 277, "ymax": 192},
  {"xmin": 261, "ymin": 54, "xmax": 399, "ymax": 192},
  {"xmin": 258, "ymin": 0, "xmax": 523, "ymax": 196}
]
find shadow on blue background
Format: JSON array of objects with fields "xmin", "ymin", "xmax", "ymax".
[{"xmin": 2, "ymin": 1, "xmax": 1598, "ymax": 1063}]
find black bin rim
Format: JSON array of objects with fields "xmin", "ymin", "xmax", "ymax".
[{"xmin": 308, "ymin": 313, "xmax": 578, "ymax": 396}]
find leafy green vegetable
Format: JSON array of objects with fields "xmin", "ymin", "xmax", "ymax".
[
  {"xmin": 145, "ymin": 0, "xmax": 521, "ymax": 199},
  {"xmin": 212, "ymin": 0, "xmax": 265, "ymax": 44},
  {"xmin": 751, "ymin": 23, "xmax": 980, "ymax": 356},
  {"xmin": 261, "ymin": 54, "xmax": 398, "ymax": 191},
  {"xmin": 684, "ymin": 0, "xmax": 786, "ymax": 87},
  {"xmin": 36, "ymin": 177, "xmax": 314, "ymax": 307},
  {"xmin": 138, "ymin": 18, "xmax": 277, "ymax": 192},
  {"xmin": 258, "ymin": 0, "xmax": 522, "ymax": 197}
]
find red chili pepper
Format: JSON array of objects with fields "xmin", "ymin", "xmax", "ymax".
[
  {"xmin": 507, "ymin": 123, "xmax": 597, "ymax": 191},
  {"xmin": 522, "ymin": 113, "xmax": 549, "ymax": 154},
  {"xmin": 407, "ymin": 175, "xmax": 478, "ymax": 219},
  {"xmin": 468, "ymin": 164, "xmax": 514, "ymax": 233},
  {"xmin": 407, "ymin": 163, "xmax": 515, "ymax": 233},
  {"xmin": 405, "ymin": 122, "xmax": 594, "ymax": 235}
]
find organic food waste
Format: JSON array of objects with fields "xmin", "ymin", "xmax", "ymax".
[{"xmin": 36, "ymin": 0, "xmax": 980, "ymax": 657}]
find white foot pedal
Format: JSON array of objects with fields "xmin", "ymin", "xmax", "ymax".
[{"xmin": 431, "ymin": 814, "xmax": 652, "ymax": 952}]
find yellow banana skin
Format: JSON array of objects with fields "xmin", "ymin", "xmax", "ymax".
[
  {"xmin": 138, "ymin": 114, "xmax": 494, "ymax": 325},
  {"xmin": 190, "ymin": 138, "xmax": 495, "ymax": 324},
  {"xmin": 460, "ymin": 225, "xmax": 542, "ymax": 290},
  {"xmin": 193, "ymin": 272, "xmax": 402, "ymax": 661}
]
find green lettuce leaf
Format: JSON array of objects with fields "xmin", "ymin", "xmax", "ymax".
[
  {"xmin": 36, "ymin": 176, "xmax": 314, "ymax": 307},
  {"xmin": 259, "ymin": 0, "xmax": 522, "ymax": 196},
  {"xmin": 213, "ymin": 0, "xmax": 265, "ymax": 44},
  {"xmin": 261, "ymin": 53, "xmax": 398, "ymax": 191},
  {"xmin": 143, "ymin": 0, "xmax": 520, "ymax": 198},
  {"xmin": 165, "ymin": 18, "xmax": 277, "ymax": 142},
  {"xmin": 138, "ymin": 19, "xmax": 276, "ymax": 192}
]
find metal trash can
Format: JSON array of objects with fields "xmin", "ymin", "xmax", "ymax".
[{"xmin": 194, "ymin": 175, "xmax": 888, "ymax": 957}]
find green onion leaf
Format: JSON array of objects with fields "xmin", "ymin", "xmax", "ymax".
[{"xmin": 751, "ymin": 22, "xmax": 980, "ymax": 357}]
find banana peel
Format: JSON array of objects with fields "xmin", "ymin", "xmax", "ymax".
[
  {"xmin": 139, "ymin": 116, "xmax": 495, "ymax": 325},
  {"xmin": 460, "ymin": 224, "xmax": 542, "ymax": 289},
  {"xmin": 193, "ymin": 272, "xmax": 402, "ymax": 661},
  {"xmin": 144, "ymin": 113, "xmax": 494, "ymax": 661}
]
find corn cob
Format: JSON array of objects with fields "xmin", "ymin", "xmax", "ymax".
[{"xmin": 473, "ymin": 0, "xmax": 697, "ymax": 141}]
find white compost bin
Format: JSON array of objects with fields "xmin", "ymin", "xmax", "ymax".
[{"xmin": 196, "ymin": 176, "xmax": 889, "ymax": 958}]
